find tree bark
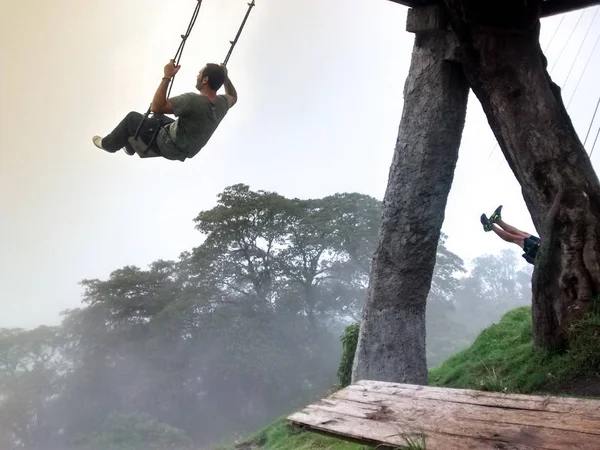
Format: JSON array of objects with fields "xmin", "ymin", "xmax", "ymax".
[
  {"xmin": 442, "ymin": 0, "xmax": 600, "ymax": 349},
  {"xmin": 352, "ymin": 19, "xmax": 469, "ymax": 384}
]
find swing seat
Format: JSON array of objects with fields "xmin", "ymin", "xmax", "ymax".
[{"xmin": 127, "ymin": 137, "xmax": 161, "ymax": 158}]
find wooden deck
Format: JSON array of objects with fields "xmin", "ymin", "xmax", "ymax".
[{"xmin": 288, "ymin": 380, "xmax": 600, "ymax": 449}]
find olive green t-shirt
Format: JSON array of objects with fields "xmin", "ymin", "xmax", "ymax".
[{"xmin": 156, "ymin": 93, "xmax": 230, "ymax": 162}]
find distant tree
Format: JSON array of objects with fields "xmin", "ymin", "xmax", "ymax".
[
  {"xmin": 191, "ymin": 184, "xmax": 382, "ymax": 325},
  {"xmin": 0, "ymin": 326, "xmax": 64, "ymax": 448},
  {"xmin": 70, "ymin": 412, "xmax": 193, "ymax": 450},
  {"xmin": 13, "ymin": 184, "xmax": 384, "ymax": 449},
  {"xmin": 454, "ymin": 250, "xmax": 532, "ymax": 338},
  {"xmin": 425, "ymin": 233, "xmax": 469, "ymax": 366}
]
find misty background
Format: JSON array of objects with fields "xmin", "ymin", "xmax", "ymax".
[
  {"xmin": 0, "ymin": 183, "xmax": 534, "ymax": 449},
  {"xmin": 1, "ymin": 0, "xmax": 599, "ymax": 448}
]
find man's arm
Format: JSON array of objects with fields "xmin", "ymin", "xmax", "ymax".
[
  {"xmin": 151, "ymin": 77, "xmax": 174, "ymax": 115},
  {"xmin": 223, "ymin": 77, "xmax": 237, "ymax": 108},
  {"xmin": 221, "ymin": 65, "xmax": 238, "ymax": 108},
  {"xmin": 151, "ymin": 60, "xmax": 180, "ymax": 115}
]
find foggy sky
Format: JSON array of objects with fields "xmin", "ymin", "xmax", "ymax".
[{"xmin": 1, "ymin": 0, "xmax": 599, "ymax": 328}]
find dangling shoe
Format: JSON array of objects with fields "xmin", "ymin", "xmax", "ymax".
[
  {"xmin": 480, "ymin": 214, "xmax": 493, "ymax": 232},
  {"xmin": 490, "ymin": 205, "xmax": 503, "ymax": 223},
  {"xmin": 92, "ymin": 135, "xmax": 106, "ymax": 150}
]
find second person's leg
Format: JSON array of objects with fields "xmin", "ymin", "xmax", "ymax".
[
  {"xmin": 492, "ymin": 224, "xmax": 526, "ymax": 248},
  {"xmin": 496, "ymin": 219, "xmax": 531, "ymax": 240}
]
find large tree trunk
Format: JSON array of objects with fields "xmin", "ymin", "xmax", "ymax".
[
  {"xmin": 352, "ymin": 14, "xmax": 469, "ymax": 384},
  {"xmin": 443, "ymin": 0, "xmax": 600, "ymax": 349}
]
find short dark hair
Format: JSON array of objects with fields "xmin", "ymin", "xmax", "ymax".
[{"xmin": 202, "ymin": 63, "xmax": 225, "ymax": 91}]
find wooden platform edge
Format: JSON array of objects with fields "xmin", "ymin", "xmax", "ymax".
[{"xmin": 286, "ymin": 380, "xmax": 600, "ymax": 450}]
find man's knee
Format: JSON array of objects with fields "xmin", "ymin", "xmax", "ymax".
[
  {"xmin": 125, "ymin": 111, "xmax": 143, "ymax": 121},
  {"xmin": 124, "ymin": 111, "xmax": 145, "ymax": 135}
]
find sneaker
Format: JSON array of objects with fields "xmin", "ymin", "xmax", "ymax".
[
  {"xmin": 92, "ymin": 135, "xmax": 105, "ymax": 150},
  {"xmin": 480, "ymin": 214, "xmax": 493, "ymax": 232},
  {"xmin": 490, "ymin": 205, "xmax": 503, "ymax": 223}
]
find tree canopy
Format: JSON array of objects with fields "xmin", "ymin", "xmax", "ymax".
[{"xmin": 0, "ymin": 184, "xmax": 531, "ymax": 449}]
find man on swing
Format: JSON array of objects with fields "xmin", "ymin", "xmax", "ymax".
[
  {"xmin": 92, "ymin": 59, "xmax": 238, "ymax": 162},
  {"xmin": 480, "ymin": 205, "xmax": 541, "ymax": 264}
]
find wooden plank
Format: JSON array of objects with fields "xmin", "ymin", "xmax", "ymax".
[
  {"xmin": 287, "ymin": 381, "xmax": 600, "ymax": 450},
  {"xmin": 305, "ymin": 396, "xmax": 600, "ymax": 449},
  {"xmin": 289, "ymin": 408, "xmax": 534, "ymax": 450},
  {"xmin": 351, "ymin": 380, "xmax": 600, "ymax": 418},
  {"xmin": 323, "ymin": 394, "xmax": 600, "ymax": 445},
  {"xmin": 335, "ymin": 389, "xmax": 600, "ymax": 435}
]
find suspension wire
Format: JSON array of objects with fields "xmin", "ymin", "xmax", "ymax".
[
  {"xmin": 563, "ymin": 8, "xmax": 600, "ymax": 158},
  {"xmin": 549, "ymin": 10, "xmax": 586, "ymax": 73},
  {"xmin": 590, "ymin": 123, "xmax": 600, "ymax": 157},
  {"xmin": 562, "ymin": 7, "xmax": 599, "ymax": 89},
  {"xmin": 543, "ymin": 14, "xmax": 566, "ymax": 52},
  {"xmin": 583, "ymin": 95, "xmax": 600, "ymax": 147},
  {"xmin": 489, "ymin": 10, "xmax": 592, "ymax": 162},
  {"xmin": 567, "ymin": 24, "xmax": 600, "ymax": 108}
]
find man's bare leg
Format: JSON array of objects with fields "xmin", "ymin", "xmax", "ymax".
[
  {"xmin": 492, "ymin": 224, "xmax": 525, "ymax": 248},
  {"xmin": 495, "ymin": 219, "xmax": 531, "ymax": 240}
]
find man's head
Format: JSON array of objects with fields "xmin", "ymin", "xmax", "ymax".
[{"xmin": 196, "ymin": 63, "xmax": 226, "ymax": 92}]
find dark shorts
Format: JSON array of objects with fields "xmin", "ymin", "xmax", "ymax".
[{"xmin": 522, "ymin": 235, "xmax": 541, "ymax": 264}]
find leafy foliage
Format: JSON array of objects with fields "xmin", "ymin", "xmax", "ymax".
[
  {"xmin": 0, "ymin": 326, "xmax": 64, "ymax": 448},
  {"xmin": 337, "ymin": 323, "xmax": 360, "ymax": 388},
  {"xmin": 0, "ymin": 185, "xmax": 384, "ymax": 449}
]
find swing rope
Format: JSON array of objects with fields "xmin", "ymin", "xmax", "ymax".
[
  {"xmin": 224, "ymin": 0, "xmax": 256, "ymax": 67},
  {"xmin": 130, "ymin": 0, "xmax": 256, "ymax": 156},
  {"xmin": 168, "ymin": 0, "xmax": 203, "ymax": 99}
]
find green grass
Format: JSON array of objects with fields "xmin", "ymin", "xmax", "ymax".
[
  {"xmin": 216, "ymin": 418, "xmax": 367, "ymax": 450},
  {"xmin": 217, "ymin": 418, "xmax": 427, "ymax": 449},
  {"xmin": 227, "ymin": 302, "xmax": 600, "ymax": 449},
  {"xmin": 429, "ymin": 305, "xmax": 600, "ymax": 394}
]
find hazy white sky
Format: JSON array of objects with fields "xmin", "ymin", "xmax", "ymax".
[{"xmin": 1, "ymin": 0, "xmax": 599, "ymax": 329}]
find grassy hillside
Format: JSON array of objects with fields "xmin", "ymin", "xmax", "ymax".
[
  {"xmin": 429, "ymin": 305, "xmax": 600, "ymax": 395},
  {"xmin": 224, "ymin": 303, "xmax": 600, "ymax": 450}
]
